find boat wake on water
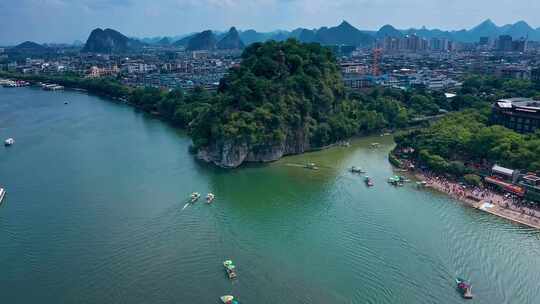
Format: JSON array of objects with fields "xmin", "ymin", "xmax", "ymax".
[
  {"xmin": 181, "ymin": 203, "xmax": 190, "ymax": 211},
  {"xmin": 284, "ymin": 163, "xmax": 306, "ymax": 168},
  {"xmin": 284, "ymin": 163, "xmax": 335, "ymax": 170}
]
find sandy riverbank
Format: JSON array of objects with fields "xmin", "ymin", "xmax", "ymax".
[{"xmin": 414, "ymin": 172, "xmax": 540, "ymax": 230}]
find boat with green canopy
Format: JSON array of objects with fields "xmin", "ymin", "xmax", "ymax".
[
  {"xmin": 223, "ymin": 260, "xmax": 237, "ymax": 279},
  {"xmin": 388, "ymin": 176, "xmax": 404, "ymax": 186}
]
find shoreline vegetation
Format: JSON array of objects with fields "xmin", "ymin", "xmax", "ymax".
[
  {"xmin": 2, "ymin": 41, "xmax": 540, "ymax": 170},
  {"xmin": 1, "ymin": 40, "xmax": 458, "ymax": 168}
]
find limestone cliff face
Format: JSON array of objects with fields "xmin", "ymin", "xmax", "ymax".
[{"xmin": 197, "ymin": 128, "xmax": 310, "ymax": 168}]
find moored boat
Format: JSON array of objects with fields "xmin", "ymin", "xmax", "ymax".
[
  {"xmin": 456, "ymin": 278, "xmax": 473, "ymax": 299},
  {"xmin": 4, "ymin": 138, "xmax": 14, "ymax": 146},
  {"xmin": 416, "ymin": 181, "xmax": 427, "ymax": 187},
  {"xmin": 223, "ymin": 259, "xmax": 237, "ymax": 279},
  {"xmin": 305, "ymin": 163, "xmax": 319, "ymax": 170},
  {"xmin": 388, "ymin": 176, "xmax": 405, "ymax": 186}
]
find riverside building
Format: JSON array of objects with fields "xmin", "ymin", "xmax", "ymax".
[{"xmin": 491, "ymin": 98, "xmax": 540, "ymax": 133}]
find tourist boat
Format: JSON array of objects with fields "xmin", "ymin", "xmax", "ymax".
[
  {"xmin": 456, "ymin": 278, "xmax": 473, "ymax": 299},
  {"xmin": 304, "ymin": 163, "xmax": 319, "ymax": 170},
  {"xmin": 387, "ymin": 177, "xmax": 402, "ymax": 186},
  {"xmin": 350, "ymin": 166, "xmax": 365, "ymax": 174},
  {"xmin": 190, "ymin": 192, "xmax": 200, "ymax": 203},
  {"xmin": 220, "ymin": 295, "xmax": 239, "ymax": 304},
  {"xmin": 223, "ymin": 260, "xmax": 237, "ymax": 279},
  {"xmin": 0, "ymin": 187, "xmax": 6, "ymax": 204},
  {"xmin": 364, "ymin": 176, "xmax": 374, "ymax": 187},
  {"xmin": 206, "ymin": 193, "xmax": 215, "ymax": 204},
  {"xmin": 388, "ymin": 175, "xmax": 407, "ymax": 186},
  {"xmin": 4, "ymin": 138, "xmax": 14, "ymax": 146}
]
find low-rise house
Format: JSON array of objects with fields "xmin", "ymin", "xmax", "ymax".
[{"xmin": 484, "ymin": 165, "xmax": 525, "ymax": 197}]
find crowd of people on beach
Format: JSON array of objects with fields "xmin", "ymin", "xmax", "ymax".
[{"xmin": 420, "ymin": 171, "xmax": 540, "ymax": 221}]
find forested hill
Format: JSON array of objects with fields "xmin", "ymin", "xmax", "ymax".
[
  {"xmin": 394, "ymin": 76, "xmax": 540, "ymax": 175},
  {"xmin": 82, "ymin": 28, "xmax": 144, "ymax": 53},
  {"xmin": 191, "ymin": 39, "xmax": 356, "ymax": 168}
]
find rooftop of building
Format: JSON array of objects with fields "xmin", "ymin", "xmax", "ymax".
[
  {"xmin": 496, "ymin": 97, "xmax": 540, "ymax": 111},
  {"xmin": 492, "ymin": 164, "xmax": 515, "ymax": 176}
]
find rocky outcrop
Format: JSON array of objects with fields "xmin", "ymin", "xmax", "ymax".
[
  {"xmin": 197, "ymin": 128, "xmax": 310, "ymax": 168},
  {"xmin": 82, "ymin": 28, "xmax": 143, "ymax": 53},
  {"xmin": 197, "ymin": 141, "xmax": 249, "ymax": 168},
  {"xmin": 190, "ymin": 40, "xmax": 347, "ymax": 169},
  {"xmin": 186, "ymin": 30, "xmax": 217, "ymax": 51},
  {"xmin": 217, "ymin": 27, "xmax": 245, "ymax": 50}
]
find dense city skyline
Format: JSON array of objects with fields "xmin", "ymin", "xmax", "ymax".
[{"xmin": 1, "ymin": 0, "xmax": 540, "ymax": 45}]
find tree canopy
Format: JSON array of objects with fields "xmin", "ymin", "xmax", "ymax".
[
  {"xmin": 189, "ymin": 40, "xmax": 446, "ymax": 151},
  {"xmin": 396, "ymin": 109, "xmax": 540, "ymax": 173}
]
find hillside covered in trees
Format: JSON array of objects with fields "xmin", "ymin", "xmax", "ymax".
[
  {"xmin": 190, "ymin": 40, "xmax": 350, "ymax": 167},
  {"xmin": 395, "ymin": 76, "xmax": 540, "ymax": 175},
  {"xmin": 189, "ymin": 39, "xmax": 437, "ymax": 167},
  {"xmin": 395, "ymin": 109, "xmax": 540, "ymax": 174},
  {"xmin": 7, "ymin": 41, "xmax": 540, "ymax": 169}
]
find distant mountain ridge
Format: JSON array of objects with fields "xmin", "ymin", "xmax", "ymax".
[
  {"xmin": 81, "ymin": 19, "xmax": 540, "ymax": 54},
  {"xmin": 314, "ymin": 21, "xmax": 374, "ymax": 46},
  {"xmin": 376, "ymin": 24, "xmax": 404, "ymax": 39},
  {"xmin": 6, "ymin": 41, "xmax": 52, "ymax": 57},
  {"xmin": 82, "ymin": 28, "xmax": 144, "ymax": 53},
  {"xmin": 155, "ymin": 21, "xmax": 376, "ymax": 50},
  {"xmin": 186, "ymin": 30, "xmax": 217, "ymax": 51},
  {"xmin": 399, "ymin": 19, "xmax": 540, "ymax": 42},
  {"xmin": 166, "ymin": 19, "xmax": 540, "ymax": 51},
  {"xmin": 12, "ymin": 41, "xmax": 48, "ymax": 52},
  {"xmin": 217, "ymin": 27, "xmax": 245, "ymax": 50}
]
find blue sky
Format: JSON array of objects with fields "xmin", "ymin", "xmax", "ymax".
[{"xmin": 1, "ymin": 0, "xmax": 539, "ymax": 45}]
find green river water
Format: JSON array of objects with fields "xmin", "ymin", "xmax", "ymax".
[{"xmin": 1, "ymin": 87, "xmax": 540, "ymax": 303}]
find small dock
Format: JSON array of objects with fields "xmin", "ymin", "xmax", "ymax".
[{"xmin": 476, "ymin": 202, "xmax": 540, "ymax": 229}]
